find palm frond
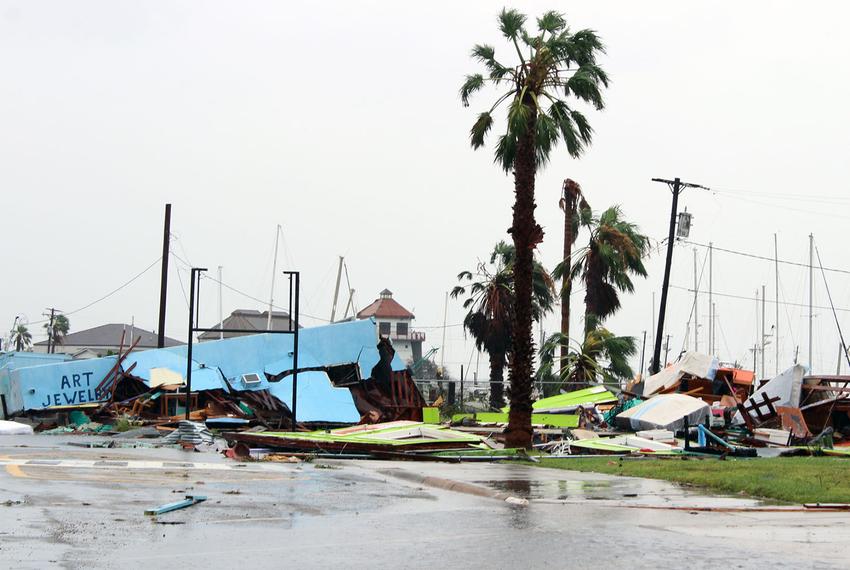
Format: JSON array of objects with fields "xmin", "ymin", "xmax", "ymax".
[
  {"xmin": 494, "ymin": 133, "xmax": 518, "ymax": 173},
  {"xmin": 460, "ymin": 74, "xmax": 485, "ymax": 107},
  {"xmin": 565, "ymin": 70, "xmax": 604, "ymax": 110},
  {"xmin": 498, "ymin": 8, "xmax": 527, "ymax": 40},
  {"xmin": 469, "ymin": 111, "xmax": 493, "ymax": 149},
  {"xmin": 537, "ymin": 11, "xmax": 567, "ymax": 34}
]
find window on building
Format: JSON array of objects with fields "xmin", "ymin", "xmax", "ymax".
[
  {"xmin": 396, "ymin": 322, "xmax": 409, "ymax": 336},
  {"xmin": 379, "ymin": 322, "xmax": 391, "ymax": 336}
]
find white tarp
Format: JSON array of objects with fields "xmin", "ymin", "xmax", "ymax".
[
  {"xmin": 0, "ymin": 420, "xmax": 34, "ymax": 435},
  {"xmin": 615, "ymin": 393, "xmax": 710, "ymax": 432},
  {"xmin": 642, "ymin": 352, "xmax": 719, "ymax": 396},
  {"xmin": 733, "ymin": 364, "xmax": 806, "ymax": 425}
]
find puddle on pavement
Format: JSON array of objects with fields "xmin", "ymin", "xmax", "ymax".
[
  {"xmin": 475, "ymin": 477, "xmax": 779, "ymax": 508},
  {"xmin": 478, "ymin": 479, "xmax": 618, "ymax": 501}
]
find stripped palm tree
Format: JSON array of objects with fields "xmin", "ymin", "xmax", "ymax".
[
  {"xmin": 452, "ymin": 242, "xmax": 555, "ymax": 409},
  {"xmin": 461, "ymin": 9, "xmax": 608, "ymax": 447},
  {"xmin": 556, "ymin": 178, "xmax": 591, "ymax": 370}
]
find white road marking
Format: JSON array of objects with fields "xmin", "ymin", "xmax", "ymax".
[{"xmin": 0, "ymin": 457, "xmax": 298, "ymax": 473}]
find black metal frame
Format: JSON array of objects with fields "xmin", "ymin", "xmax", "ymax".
[{"xmin": 184, "ymin": 268, "xmax": 301, "ymax": 423}]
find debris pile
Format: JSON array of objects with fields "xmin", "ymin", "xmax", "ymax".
[{"xmin": 4, "ymin": 332, "xmax": 850, "ymax": 463}]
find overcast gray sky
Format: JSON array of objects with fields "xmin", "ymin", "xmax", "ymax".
[{"xmin": 2, "ymin": 1, "xmax": 849, "ymax": 379}]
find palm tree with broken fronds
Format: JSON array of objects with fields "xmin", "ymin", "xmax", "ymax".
[
  {"xmin": 565, "ymin": 206, "xmax": 649, "ymax": 335},
  {"xmin": 555, "ymin": 178, "xmax": 592, "ymax": 373},
  {"xmin": 538, "ymin": 318, "xmax": 636, "ymax": 390},
  {"xmin": 461, "ymin": 9, "xmax": 609, "ymax": 448},
  {"xmin": 451, "ymin": 242, "xmax": 556, "ymax": 410},
  {"xmin": 11, "ymin": 324, "xmax": 32, "ymax": 351}
]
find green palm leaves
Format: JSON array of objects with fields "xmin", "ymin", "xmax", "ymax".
[{"xmin": 461, "ymin": 8, "xmax": 609, "ymax": 172}]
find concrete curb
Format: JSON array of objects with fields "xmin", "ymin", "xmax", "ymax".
[{"xmin": 377, "ymin": 468, "xmax": 529, "ymax": 506}]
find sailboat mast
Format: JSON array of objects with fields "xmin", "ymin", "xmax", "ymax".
[
  {"xmin": 330, "ymin": 256, "xmax": 344, "ymax": 323},
  {"xmin": 267, "ymin": 224, "xmax": 281, "ymax": 331}
]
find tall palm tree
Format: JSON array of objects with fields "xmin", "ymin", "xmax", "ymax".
[
  {"xmin": 570, "ymin": 206, "xmax": 649, "ymax": 333},
  {"xmin": 539, "ymin": 320, "xmax": 636, "ymax": 390},
  {"xmin": 461, "ymin": 9, "xmax": 608, "ymax": 447},
  {"xmin": 12, "ymin": 325, "xmax": 32, "ymax": 351},
  {"xmin": 556, "ymin": 178, "xmax": 591, "ymax": 371},
  {"xmin": 44, "ymin": 314, "xmax": 70, "ymax": 351},
  {"xmin": 451, "ymin": 242, "xmax": 555, "ymax": 410}
]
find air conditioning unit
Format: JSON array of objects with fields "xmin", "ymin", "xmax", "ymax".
[{"xmin": 241, "ymin": 373, "xmax": 262, "ymax": 385}]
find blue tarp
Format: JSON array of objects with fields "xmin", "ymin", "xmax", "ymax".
[{"xmin": 1, "ymin": 318, "xmax": 398, "ymax": 421}]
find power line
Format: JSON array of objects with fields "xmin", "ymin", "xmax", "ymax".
[
  {"xmin": 710, "ymin": 186, "xmax": 850, "ymax": 204},
  {"xmin": 23, "ymin": 257, "xmax": 163, "ymax": 326},
  {"xmin": 681, "ymin": 240, "xmax": 850, "ymax": 276},
  {"xmin": 670, "ymin": 284, "xmax": 850, "ymax": 313},
  {"xmin": 169, "ymin": 250, "xmax": 330, "ymax": 323}
]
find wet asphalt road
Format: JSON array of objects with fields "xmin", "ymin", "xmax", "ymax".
[{"xmin": 1, "ymin": 435, "xmax": 848, "ymax": 569}]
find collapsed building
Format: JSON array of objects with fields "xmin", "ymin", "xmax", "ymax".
[{"xmin": 0, "ymin": 319, "xmax": 424, "ymax": 429}]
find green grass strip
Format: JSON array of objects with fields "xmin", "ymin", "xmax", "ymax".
[{"xmin": 535, "ymin": 456, "xmax": 850, "ymax": 504}]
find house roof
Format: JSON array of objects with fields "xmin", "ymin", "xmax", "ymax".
[
  {"xmin": 198, "ymin": 309, "xmax": 295, "ymax": 340},
  {"xmin": 357, "ymin": 289, "xmax": 414, "ymax": 320},
  {"xmin": 33, "ymin": 323, "xmax": 183, "ymax": 349}
]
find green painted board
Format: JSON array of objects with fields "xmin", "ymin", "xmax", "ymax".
[
  {"xmin": 452, "ymin": 412, "xmax": 579, "ymax": 428},
  {"xmin": 568, "ymin": 438, "xmax": 636, "ymax": 452},
  {"xmin": 422, "ymin": 407, "xmax": 440, "ymax": 424},
  {"xmin": 501, "ymin": 385, "xmax": 617, "ymax": 413}
]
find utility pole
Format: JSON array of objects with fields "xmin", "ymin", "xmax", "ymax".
[
  {"xmin": 157, "ymin": 203, "xmax": 172, "ymax": 348},
  {"xmin": 808, "ymin": 233, "xmax": 814, "ymax": 373},
  {"xmin": 268, "ymin": 225, "xmax": 281, "ymax": 331},
  {"xmin": 44, "ymin": 308, "xmax": 56, "ymax": 353},
  {"xmin": 650, "ymin": 177, "xmax": 709, "ymax": 373},
  {"xmin": 329, "ymin": 256, "xmax": 344, "ymax": 323},
  {"xmin": 663, "ymin": 334, "xmax": 671, "ymax": 368},
  {"xmin": 693, "ymin": 248, "xmax": 699, "ymax": 353},
  {"xmin": 773, "ymin": 234, "xmax": 779, "ymax": 375},
  {"xmin": 639, "ymin": 330, "xmax": 647, "ymax": 379}
]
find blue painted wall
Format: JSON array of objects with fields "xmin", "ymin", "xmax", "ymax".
[{"xmin": 1, "ymin": 318, "xmax": 404, "ymax": 421}]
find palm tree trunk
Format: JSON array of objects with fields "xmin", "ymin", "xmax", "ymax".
[
  {"xmin": 505, "ymin": 108, "xmax": 541, "ymax": 449},
  {"xmin": 584, "ymin": 245, "xmax": 603, "ymax": 336},
  {"xmin": 560, "ymin": 191, "xmax": 577, "ymax": 375},
  {"xmin": 488, "ymin": 350, "xmax": 506, "ymax": 410}
]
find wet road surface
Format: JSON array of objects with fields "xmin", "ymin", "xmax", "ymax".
[{"xmin": 1, "ymin": 436, "xmax": 848, "ymax": 569}]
